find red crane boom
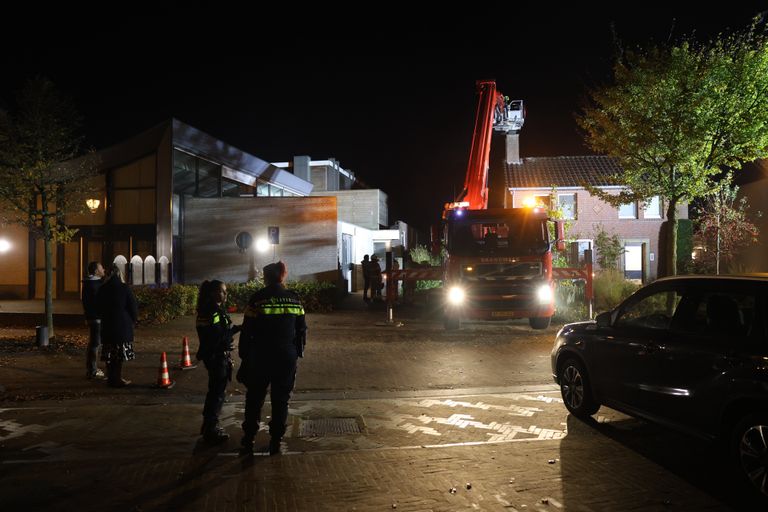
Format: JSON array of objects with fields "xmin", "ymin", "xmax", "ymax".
[{"xmin": 457, "ymin": 80, "xmax": 506, "ymax": 210}]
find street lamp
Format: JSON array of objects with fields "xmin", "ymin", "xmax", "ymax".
[{"xmin": 85, "ymin": 198, "xmax": 101, "ymax": 214}]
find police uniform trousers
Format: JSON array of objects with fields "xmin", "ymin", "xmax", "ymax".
[
  {"xmin": 242, "ymin": 350, "xmax": 297, "ymax": 439},
  {"xmin": 202, "ymin": 354, "xmax": 231, "ymax": 423}
]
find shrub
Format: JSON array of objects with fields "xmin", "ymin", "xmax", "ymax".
[
  {"xmin": 553, "ymin": 280, "xmax": 589, "ymax": 323},
  {"xmin": 285, "ymin": 281, "xmax": 338, "ymax": 313},
  {"xmin": 408, "ymin": 244, "xmax": 444, "ymax": 290},
  {"xmin": 227, "ymin": 279, "xmax": 337, "ymax": 314},
  {"xmin": 593, "ymin": 269, "xmax": 641, "ymax": 313},
  {"xmin": 593, "ymin": 224, "xmax": 624, "ymax": 270},
  {"xmin": 134, "ymin": 279, "xmax": 338, "ymax": 324},
  {"xmin": 226, "ymin": 279, "xmax": 265, "ymax": 312},
  {"xmin": 134, "ymin": 284, "xmax": 198, "ymax": 324}
]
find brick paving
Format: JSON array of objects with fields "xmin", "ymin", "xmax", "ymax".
[{"xmin": 0, "ymin": 294, "xmax": 760, "ymax": 511}]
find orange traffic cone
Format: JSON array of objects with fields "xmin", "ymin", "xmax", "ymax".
[
  {"xmin": 179, "ymin": 336, "xmax": 197, "ymax": 370},
  {"xmin": 155, "ymin": 351, "xmax": 175, "ymax": 389}
]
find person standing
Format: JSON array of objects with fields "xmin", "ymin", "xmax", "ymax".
[
  {"xmin": 361, "ymin": 254, "xmax": 371, "ymax": 301},
  {"xmin": 96, "ymin": 264, "xmax": 138, "ymax": 388},
  {"xmin": 195, "ymin": 279, "xmax": 239, "ymax": 443},
  {"xmin": 237, "ymin": 261, "xmax": 307, "ymax": 456},
  {"xmin": 370, "ymin": 255, "xmax": 384, "ymax": 301},
  {"xmin": 82, "ymin": 261, "xmax": 105, "ymax": 379}
]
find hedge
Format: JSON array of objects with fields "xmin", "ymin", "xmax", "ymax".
[{"xmin": 134, "ymin": 280, "xmax": 338, "ymax": 324}]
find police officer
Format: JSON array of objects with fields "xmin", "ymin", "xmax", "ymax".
[
  {"xmin": 195, "ymin": 279, "xmax": 240, "ymax": 443},
  {"xmin": 237, "ymin": 261, "xmax": 307, "ymax": 455}
]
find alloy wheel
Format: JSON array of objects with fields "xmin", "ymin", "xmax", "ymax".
[
  {"xmin": 561, "ymin": 365, "xmax": 584, "ymax": 410},
  {"xmin": 739, "ymin": 423, "xmax": 768, "ymax": 497}
]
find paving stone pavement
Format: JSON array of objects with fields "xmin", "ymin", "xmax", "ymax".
[
  {"xmin": 0, "ymin": 388, "xmax": 751, "ymax": 512},
  {"xmin": 0, "ymin": 296, "xmax": 762, "ymax": 511}
]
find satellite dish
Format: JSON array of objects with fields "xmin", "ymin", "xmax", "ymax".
[{"xmin": 235, "ymin": 231, "xmax": 253, "ymax": 253}]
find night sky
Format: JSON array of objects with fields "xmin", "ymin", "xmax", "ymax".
[{"xmin": 2, "ymin": 6, "xmax": 765, "ymax": 232}]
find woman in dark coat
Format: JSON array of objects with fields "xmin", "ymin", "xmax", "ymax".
[
  {"xmin": 195, "ymin": 279, "xmax": 240, "ymax": 442},
  {"xmin": 96, "ymin": 264, "xmax": 138, "ymax": 388}
]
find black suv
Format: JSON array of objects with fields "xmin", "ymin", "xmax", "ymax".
[{"xmin": 550, "ymin": 275, "xmax": 768, "ymax": 498}]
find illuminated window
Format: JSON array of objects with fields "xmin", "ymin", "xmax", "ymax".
[
  {"xmin": 558, "ymin": 194, "xmax": 577, "ymax": 220},
  {"xmin": 534, "ymin": 194, "xmax": 551, "ymax": 209}
]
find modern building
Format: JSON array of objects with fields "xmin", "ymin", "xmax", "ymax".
[
  {"xmin": 272, "ymin": 157, "xmax": 415, "ymax": 290},
  {"xmin": 0, "ymin": 119, "xmax": 403, "ymax": 299}
]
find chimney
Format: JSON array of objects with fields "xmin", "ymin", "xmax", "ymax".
[
  {"xmin": 506, "ymin": 132, "xmax": 521, "ymax": 165},
  {"xmin": 293, "ymin": 155, "xmax": 311, "ymax": 182}
]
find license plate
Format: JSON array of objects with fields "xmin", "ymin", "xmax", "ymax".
[{"xmin": 491, "ymin": 311, "xmax": 517, "ymax": 318}]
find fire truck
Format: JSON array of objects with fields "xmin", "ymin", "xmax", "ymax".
[{"xmin": 438, "ymin": 80, "xmax": 564, "ymax": 330}]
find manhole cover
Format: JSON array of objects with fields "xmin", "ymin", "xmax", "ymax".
[{"xmin": 298, "ymin": 417, "xmax": 363, "ymax": 437}]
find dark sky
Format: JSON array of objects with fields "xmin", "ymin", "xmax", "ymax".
[{"xmin": 2, "ymin": 6, "xmax": 765, "ymax": 232}]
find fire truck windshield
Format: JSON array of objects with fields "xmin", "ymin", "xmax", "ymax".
[{"xmin": 448, "ymin": 216, "xmax": 549, "ymax": 256}]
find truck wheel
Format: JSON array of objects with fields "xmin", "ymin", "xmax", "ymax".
[
  {"xmin": 444, "ymin": 315, "xmax": 460, "ymax": 330},
  {"xmin": 529, "ymin": 316, "xmax": 551, "ymax": 329}
]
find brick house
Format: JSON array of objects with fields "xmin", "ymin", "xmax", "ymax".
[{"xmin": 501, "ymin": 152, "xmax": 688, "ymax": 282}]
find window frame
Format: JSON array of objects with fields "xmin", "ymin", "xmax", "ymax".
[
  {"xmin": 558, "ymin": 193, "xmax": 577, "ymax": 220},
  {"xmin": 618, "ymin": 201, "xmax": 638, "ymax": 219},
  {"xmin": 643, "ymin": 196, "xmax": 662, "ymax": 219}
]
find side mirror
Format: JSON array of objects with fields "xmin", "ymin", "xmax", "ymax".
[
  {"xmin": 554, "ymin": 220, "xmax": 565, "ymax": 252},
  {"xmin": 595, "ymin": 311, "xmax": 612, "ymax": 327}
]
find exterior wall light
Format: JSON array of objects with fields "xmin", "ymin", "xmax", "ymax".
[
  {"xmin": 86, "ymin": 198, "xmax": 101, "ymax": 213},
  {"xmin": 0, "ymin": 239, "xmax": 11, "ymax": 253},
  {"xmin": 255, "ymin": 238, "xmax": 270, "ymax": 253}
]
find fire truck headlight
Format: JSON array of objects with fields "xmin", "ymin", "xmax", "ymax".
[
  {"xmin": 447, "ymin": 286, "xmax": 465, "ymax": 305},
  {"xmin": 537, "ymin": 284, "xmax": 553, "ymax": 304}
]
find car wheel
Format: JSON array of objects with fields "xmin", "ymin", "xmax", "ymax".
[
  {"xmin": 732, "ymin": 413, "xmax": 768, "ymax": 500},
  {"xmin": 529, "ymin": 316, "xmax": 551, "ymax": 330},
  {"xmin": 559, "ymin": 358, "xmax": 599, "ymax": 418}
]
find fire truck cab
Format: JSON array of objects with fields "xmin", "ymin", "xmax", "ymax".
[{"xmin": 441, "ymin": 205, "xmax": 555, "ymax": 330}]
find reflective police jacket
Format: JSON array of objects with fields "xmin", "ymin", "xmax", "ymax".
[
  {"xmin": 239, "ymin": 284, "xmax": 307, "ymax": 360},
  {"xmin": 195, "ymin": 304, "xmax": 235, "ymax": 361}
]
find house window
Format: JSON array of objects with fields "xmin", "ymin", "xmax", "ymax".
[
  {"xmin": 567, "ymin": 239, "xmax": 592, "ymax": 265},
  {"xmin": 618, "ymin": 202, "xmax": 637, "ymax": 219},
  {"xmin": 644, "ymin": 196, "xmax": 662, "ymax": 219},
  {"xmin": 534, "ymin": 194, "xmax": 551, "ymax": 209},
  {"xmin": 558, "ymin": 193, "xmax": 577, "ymax": 220}
]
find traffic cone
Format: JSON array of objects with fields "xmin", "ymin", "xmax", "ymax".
[
  {"xmin": 155, "ymin": 351, "xmax": 175, "ymax": 389},
  {"xmin": 179, "ymin": 336, "xmax": 197, "ymax": 370}
]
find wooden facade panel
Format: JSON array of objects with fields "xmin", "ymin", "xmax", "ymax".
[{"xmin": 183, "ymin": 196, "xmax": 338, "ymax": 284}]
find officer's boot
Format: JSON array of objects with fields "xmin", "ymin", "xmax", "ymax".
[
  {"xmin": 239, "ymin": 433, "xmax": 255, "ymax": 456},
  {"xmin": 202, "ymin": 420, "xmax": 229, "ymax": 443},
  {"xmin": 268, "ymin": 436, "xmax": 282, "ymax": 456}
]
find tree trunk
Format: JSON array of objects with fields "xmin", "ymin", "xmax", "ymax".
[
  {"xmin": 715, "ymin": 209, "xmax": 721, "ymax": 275},
  {"xmin": 665, "ymin": 199, "xmax": 678, "ymax": 277},
  {"xmin": 41, "ymin": 196, "xmax": 55, "ymax": 339}
]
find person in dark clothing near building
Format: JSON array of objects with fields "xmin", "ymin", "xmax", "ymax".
[
  {"xmin": 96, "ymin": 264, "xmax": 138, "ymax": 388},
  {"xmin": 370, "ymin": 255, "xmax": 384, "ymax": 301},
  {"xmin": 82, "ymin": 261, "xmax": 105, "ymax": 379},
  {"xmin": 237, "ymin": 261, "xmax": 307, "ymax": 456},
  {"xmin": 195, "ymin": 279, "xmax": 240, "ymax": 443},
  {"xmin": 361, "ymin": 254, "xmax": 371, "ymax": 301}
]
